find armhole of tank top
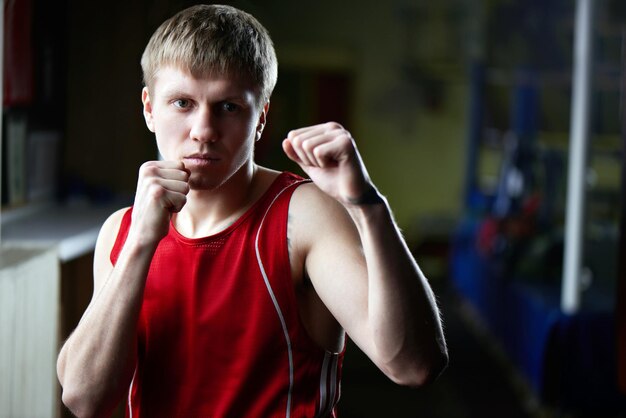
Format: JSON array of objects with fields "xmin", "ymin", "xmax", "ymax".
[
  {"xmin": 268, "ymin": 181, "xmax": 346, "ymax": 417},
  {"xmin": 267, "ymin": 180, "xmax": 340, "ymax": 356},
  {"xmin": 110, "ymin": 207, "xmax": 133, "ymax": 266},
  {"xmin": 256, "ymin": 178, "xmax": 308, "ymax": 311},
  {"xmin": 286, "ymin": 182, "xmax": 348, "ymax": 357}
]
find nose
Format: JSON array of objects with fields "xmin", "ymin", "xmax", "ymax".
[{"xmin": 189, "ymin": 107, "xmax": 218, "ymax": 143}]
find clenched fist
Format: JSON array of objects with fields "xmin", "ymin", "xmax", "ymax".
[
  {"xmin": 130, "ymin": 160, "xmax": 190, "ymax": 246},
  {"xmin": 282, "ymin": 122, "xmax": 375, "ymax": 205}
]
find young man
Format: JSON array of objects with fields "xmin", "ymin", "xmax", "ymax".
[{"xmin": 57, "ymin": 4, "xmax": 447, "ymax": 417}]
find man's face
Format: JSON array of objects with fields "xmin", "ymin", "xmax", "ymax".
[{"xmin": 142, "ymin": 66, "xmax": 267, "ymax": 190}]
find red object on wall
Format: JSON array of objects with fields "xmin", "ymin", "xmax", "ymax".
[{"xmin": 4, "ymin": 0, "xmax": 34, "ymax": 106}]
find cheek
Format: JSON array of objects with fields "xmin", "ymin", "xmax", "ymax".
[
  {"xmin": 223, "ymin": 119, "xmax": 257, "ymax": 148},
  {"xmin": 155, "ymin": 113, "xmax": 179, "ymax": 133},
  {"xmin": 154, "ymin": 117, "xmax": 186, "ymax": 141},
  {"xmin": 228, "ymin": 117, "xmax": 256, "ymax": 137},
  {"xmin": 153, "ymin": 127, "xmax": 181, "ymax": 158}
]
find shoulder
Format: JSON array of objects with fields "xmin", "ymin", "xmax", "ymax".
[
  {"xmin": 93, "ymin": 206, "xmax": 132, "ymax": 287},
  {"xmin": 97, "ymin": 206, "xmax": 132, "ymax": 248},
  {"xmin": 289, "ymin": 182, "xmax": 359, "ymax": 248},
  {"xmin": 291, "ymin": 182, "xmax": 338, "ymax": 212}
]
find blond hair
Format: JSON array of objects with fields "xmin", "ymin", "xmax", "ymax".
[{"xmin": 141, "ymin": 4, "xmax": 278, "ymax": 105}]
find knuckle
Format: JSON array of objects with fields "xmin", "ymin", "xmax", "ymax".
[
  {"xmin": 338, "ymin": 132, "xmax": 352, "ymax": 145},
  {"xmin": 141, "ymin": 164, "xmax": 159, "ymax": 178},
  {"xmin": 325, "ymin": 121, "xmax": 342, "ymax": 131},
  {"xmin": 139, "ymin": 161, "xmax": 156, "ymax": 172},
  {"xmin": 138, "ymin": 164, "xmax": 148, "ymax": 177},
  {"xmin": 313, "ymin": 147, "xmax": 324, "ymax": 159},
  {"xmin": 291, "ymin": 135, "xmax": 303, "ymax": 147},
  {"xmin": 148, "ymin": 182, "xmax": 164, "ymax": 197}
]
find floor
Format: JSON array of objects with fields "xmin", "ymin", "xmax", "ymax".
[{"xmin": 338, "ymin": 277, "xmax": 540, "ymax": 418}]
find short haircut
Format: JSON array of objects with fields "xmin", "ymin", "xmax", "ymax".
[{"xmin": 141, "ymin": 4, "xmax": 278, "ymax": 105}]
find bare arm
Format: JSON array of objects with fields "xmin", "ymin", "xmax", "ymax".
[
  {"xmin": 346, "ymin": 196, "xmax": 447, "ymax": 385},
  {"xmin": 56, "ymin": 161, "xmax": 189, "ymax": 418},
  {"xmin": 283, "ymin": 123, "xmax": 448, "ymax": 386}
]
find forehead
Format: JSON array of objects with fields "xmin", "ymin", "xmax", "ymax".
[{"xmin": 152, "ymin": 65, "xmax": 261, "ymax": 102}]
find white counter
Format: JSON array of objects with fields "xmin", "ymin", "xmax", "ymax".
[{"xmin": 2, "ymin": 200, "xmax": 130, "ymax": 262}]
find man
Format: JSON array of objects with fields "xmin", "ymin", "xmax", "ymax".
[{"xmin": 57, "ymin": 4, "xmax": 447, "ymax": 417}]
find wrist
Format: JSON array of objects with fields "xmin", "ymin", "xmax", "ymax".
[
  {"xmin": 125, "ymin": 228, "xmax": 162, "ymax": 255},
  {"xmin": 344, "ymin": 192, "xmax": 392, "ymax": 230},
  {"xmin": 346, "ymin": 184, "xmax": 385, "ymax": 206}
]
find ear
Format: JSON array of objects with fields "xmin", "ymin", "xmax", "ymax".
[
  {"xmin": 142, "ymin": 87, "xmax": 155, "ymax": 133},
  {"xmin": 255, "ymin": 101, "xmax": 270, "ymax": 141}
]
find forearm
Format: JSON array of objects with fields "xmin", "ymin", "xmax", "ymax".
[
  {"xmin": 57, "ymin": 238, "xmax": 156, "ymax": 417},
  {"xmin": 283, "ymin": 122, "xmax": 447, "ymax": 384},
  {"xmin": 346, "ymin": 197, "xmax": 448, "ymax": 385}
]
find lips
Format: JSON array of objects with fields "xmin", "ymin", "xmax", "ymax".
[{"xmin": 183, "ymin": 153, "xmax": 220, "ymax": 166}]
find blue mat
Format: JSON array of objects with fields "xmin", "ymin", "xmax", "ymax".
[{"xmin": 450, "ymin": 218, "xmax": 626, "ymax": 415}]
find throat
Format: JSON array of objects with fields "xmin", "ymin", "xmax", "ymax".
[
  {"xmin": 172, "ymin": 166, "xmax": 268, "ymax": 239},
  {"xmin": 172, "ymin": 203, "xmax": 247, "ymax": 239}
]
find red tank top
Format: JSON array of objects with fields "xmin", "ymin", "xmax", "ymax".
[{"xmin": 111, "ymin": 172, "xmax": 344, "ymax": 418}]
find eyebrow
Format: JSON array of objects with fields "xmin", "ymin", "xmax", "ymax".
[
  {"xmin": 158, "ymin": 88, "xmax": 190, "ymax": 99},
  {"xmin": 158, "ymin": 88, "xmax": 254, "ymax": 105}
]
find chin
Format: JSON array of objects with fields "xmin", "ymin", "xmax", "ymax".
[{"xmin": 189, "ymin": 177, "xmax": 221, "ymax": 191}]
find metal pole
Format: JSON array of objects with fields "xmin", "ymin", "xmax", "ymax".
[{"xmin": 561, "ymin": 0, "xmax": 594, "ymax": 314}]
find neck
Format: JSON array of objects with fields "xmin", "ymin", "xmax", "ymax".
[{"xmin": 174, "ymin": 161, "xmax": 258, "ymax": 238}]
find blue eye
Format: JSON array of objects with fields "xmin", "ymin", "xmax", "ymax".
[
  {"xmin": 222, "ymin": 102, "xmax": 239, "ymax": 113},
  {"xmin": 173, "ymin": 99, "xmax": 190, "ymax": 108}
]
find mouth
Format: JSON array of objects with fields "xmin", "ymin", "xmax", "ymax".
[{"xmin": 183, "ymin": 153, "xmax": 221, "ymax": 167}]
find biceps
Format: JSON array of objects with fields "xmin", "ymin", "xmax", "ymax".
[{"xmin": 305, "ymin": 231, "xmax": 370, "ymax": 343}]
